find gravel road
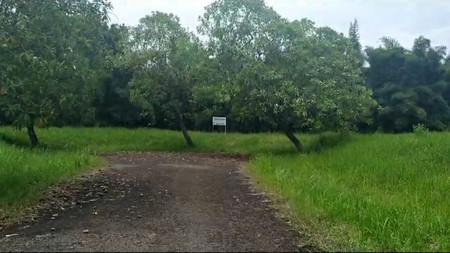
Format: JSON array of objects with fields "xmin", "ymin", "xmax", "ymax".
[{"xmin": 0, "ymin": 152, "xmax": 301, "ymax": 252}]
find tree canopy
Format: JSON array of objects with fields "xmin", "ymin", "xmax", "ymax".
[
  {"xmin": 197, "ymin": 0, "xmax": 375, "ymax": 151},
  {"xmin": 0, "ymin": 0, "xmax": 112, "ymax": 146},
  {"xmin": 366, "ymin": 36, "xmax": 450, "ymax": 132},
  {"xmin": 1, "ymin": 0, "xmax": 449, "ymax": 148},
  {"xmin": 118, "ymin": 12, "xmax": 207, "ymax": 146}
]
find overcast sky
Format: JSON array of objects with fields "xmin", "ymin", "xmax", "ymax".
[{"xmin": 109, "ymin": 0, "xmax": 450, "ymax": 49}]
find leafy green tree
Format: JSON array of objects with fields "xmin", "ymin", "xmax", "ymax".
[
  {"xmin": 443, "ymin": 57, "xmax": 450, "ymax": 108},
  {"xmin": 366, "ymin": 36, "xmax": 450, "ymax": 132},
  {"xmin": 348, "ymin": 18, "xmax": 364, "ymax": 67},
  {"xmin": 199, "ymin": 0, "xmax": 376, "ymax": 152},
  {"xmin": 380, "ymin": 36, "xmax": 402, "ymax": 49},
  {"xmin": 91, "ymin": 24, "xmax": 148, "ymax": 128},
  {"xmin": 0, "ymin": 0, "xmax": 111, "ymax": 146},
  {"xmin": 195, "ymin": 0, "xmax": 282, "ymax": 134},
  {"xmin": 93, "ymin": 67, "xmax": 147, "ymax": 127},
  {"xmin": 120, "ymin": 12, "xmax": 206, "ymax": 146}
]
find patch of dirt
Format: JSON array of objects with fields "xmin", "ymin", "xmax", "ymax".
[{"xmin": 0, "ymin": 152, "xmax": 305, "ymax": 252}]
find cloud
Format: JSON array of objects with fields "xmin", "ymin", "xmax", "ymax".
[{"xmin": 109, "ymin": 0, "xmax": 450, "ymax": 49}]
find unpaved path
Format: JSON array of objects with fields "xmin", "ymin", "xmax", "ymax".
[{"xmin": 0, "ymin": 152, "xmax": 300, "ymax": 252}]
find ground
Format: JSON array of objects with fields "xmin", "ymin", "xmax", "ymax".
[{"xmin": 0, "ymin": 152, "xmax": 302, "ymax": 252}]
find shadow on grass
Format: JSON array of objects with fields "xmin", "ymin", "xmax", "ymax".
[
  {"xmin": 240, "ymin": 132, "xmax": 353, "ymax": 156},
  {"xmin": 255, "ymin": 147, "xmax": 300, "ymax": 156},
  {"xmin": 0, "ymin": 130, "xmax": 353, "ymax": 156},
  {"xmin": 305, "ymin": 131, "xmax": 353, "ymax": 154},
  {"xmin": 0, "ymin": 133, "xmax": 65, "ymax": 152},
  {"xmin": 0, "ymin": 133, "xmax": 33, "ymax": 148},
  {"xmin": 254, "ymin": 132, "xmax": 353, "ymax": 156}
]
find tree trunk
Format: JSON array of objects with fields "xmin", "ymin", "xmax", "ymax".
[
  {"xmin": 285, "ymin": 130, "xmax": 304, "ymax": 153},
  {"xmin": 177, "ymin": 112, "xmax": 194, "ymax": 147},
  {"xmin": 27, "ymin": 125, "xmax": 39, "ymax": 147}
]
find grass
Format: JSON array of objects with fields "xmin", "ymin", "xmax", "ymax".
[
  {"xmin": 0, "ymin": 127, "xmax": 449, "ymax": 251},
  {"xmin": 0, "ymin": 145, "xmax": 101, "ymax": 221},
  {"xmin": 250, "ymin": 132, "xmax": 450, "ymax": 251},
  {"xmin": 1, "ymin": 127, "xmax": 302, "ymax": 154}
]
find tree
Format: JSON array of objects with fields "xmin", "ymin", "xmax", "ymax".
[
  {"xmin": 199, "ymin": 0, "xmax": 376, "ymax": 152},
  {"xmin": 380, "ymin": 36, "xmax": 402, "ymax": 49},
  {"xmin": 366, "ymin": 36, "xmax": 450, "ymax": 132},
  {"xmin": 443, "ymin": 57, "xmax": 450, "ymax": 109},
  {"xmin": 348, "ymin": 18, "xmax": 364, "ymax": 67},
  {"xmin": 93, "ymin": 67, "xmax": 147, "ymax": 127},
  {"xmin": 120, "ymin": 12, "xmax": 206, "ymax": 147},
  {"xmin": 0, "ymin": 0, "xmax": 112, "ymax": 146},
  {"xmin": 195, "ymin": 0, "xmax": 282, "ymax": 134},
  {"xmin": 91, "ymin": 24, "xmax": 149, "ymax": 128}
]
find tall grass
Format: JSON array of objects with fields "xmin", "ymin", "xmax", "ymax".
[
  {"xmin": 0, "ymin": 127, "xmax": 311, "ymax": 154},
  {"xmin": 250, "ymin": 133, "xmax": 450, "ymax": 251},
  {"xmin": 0, "ymin": 145, "xmax": 101, "ymax": 220}
]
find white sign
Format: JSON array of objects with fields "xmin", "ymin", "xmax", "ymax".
[
  {"xmin": 212, "ymin": 117, "xmax": 227, "ymax": 134},
  {"xmin": 212, "ymin": 117, "xmax": 227, "ymax": 126}
]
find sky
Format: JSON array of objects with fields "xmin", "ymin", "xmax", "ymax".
[{"xmin": 109, "ymin": 0, "xmax": 450, "ymax": 49}]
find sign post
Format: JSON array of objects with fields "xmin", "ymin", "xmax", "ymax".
[{"xmin": 212, "ymin": 117, "xmax": 227, "ymax": 134}]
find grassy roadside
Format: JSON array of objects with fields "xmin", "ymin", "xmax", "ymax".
[
  {"xmin": 0, "ymin": 145, "xmax": 102, "ymax": 222},
  {"xmin": 1, "ymin": 127, "xmax": 450, "ymax": 251},
  {"xmin": 249, "ymin": 132, "xmax": 450, "ymax": 251}
]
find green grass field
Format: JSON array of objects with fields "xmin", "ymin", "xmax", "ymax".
[
  {"xmin": 0, "ymin": 127, "xmax": 449, "ymax": 251},
  {"xmin": 250, "ymin": 133, "xmax": 450, "ymax": 251}
]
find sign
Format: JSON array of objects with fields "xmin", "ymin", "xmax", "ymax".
[
  {"xmin": 212, "ymin": 117, "xmax": 227, "ymax": 126},
  {"xmin": 212, "ymin": 117, "xmax": 227, "ymax": 134}
]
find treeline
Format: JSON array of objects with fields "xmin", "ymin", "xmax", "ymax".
[
  {"xmin": 0, "ymin": 0, "xmax": 449, "ymax": 149},
  {"xmin": 365, "ymin": 36, "xmax": 450, "ymax": 132}
]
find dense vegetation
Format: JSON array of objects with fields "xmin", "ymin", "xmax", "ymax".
[
  {"xmin": 2, "ymin": 0, "xmax": 449, "ymax": 149},
  {"xmin": 366, "ymin": 36, "xmax": 450, "ymax": 132}
]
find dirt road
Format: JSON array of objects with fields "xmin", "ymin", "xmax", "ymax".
[{"xmin": 0, "ymin": 152, "xmax": 300, "ymax": 252}]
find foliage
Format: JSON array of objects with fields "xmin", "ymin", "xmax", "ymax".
[
  {"xmin": 118, "ymin": 12, "xmax": 208, "ymax": 146},
  {"xmin": 91, "ymin": 24, "xmax": 149, "ymax": 128},
  {"xmin": 365, "ymin": 36, "xmax": 450, "ymax": 132},
  {"xmin": 198, "ymin": 0, "xmax": 376, "ymax": 151},
  {"xmin": 0, "ymin": 0, "xmax": 112, "ymax": 145},
  {"xmin": 413, "ymin": 123, "xmax": 429, "ymax": 135},
  {"xmin": 348, "ymin": 19, "xmax": 364, "ymax": 67},
  {"xmin": 1, "ymin": 0, "xmax": 449, "ymax": 136}
]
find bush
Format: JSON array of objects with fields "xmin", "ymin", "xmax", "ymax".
[{"xmin": 413, "ymin": 123, "xmax": 429, "ymax": 135}]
